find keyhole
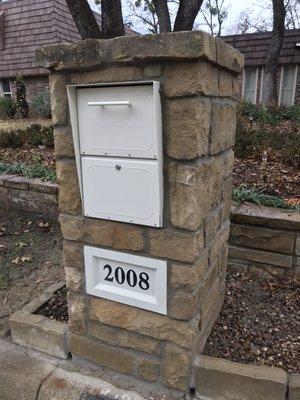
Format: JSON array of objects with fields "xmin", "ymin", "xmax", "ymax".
[{"xmin": 115, "ymin": 165, "xmax": 121, "ymax": 171}]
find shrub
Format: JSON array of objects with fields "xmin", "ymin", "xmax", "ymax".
[
  {"xmin": 14, "ymin": 76, "xmax": 29, "ymax": 118},
  {"xmin": 0, "ymin": 97, "xmax": 16, "ymax": 119},
  {"xmin": 31, "ymin": 91, "xmax": 51, "ymax": 118},
  {"xmin": 0, "ymin": 124, "xmax": 54, "ymax": 148}
]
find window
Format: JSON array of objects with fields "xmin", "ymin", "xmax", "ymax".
[
  {"xmin": 0, "ymin": 78, "xmax": 12, "ymax": 98},
  {"xmin": 279, "ymin": 65, "xmax": 297, "ymax": 106},
  {"xmin": 243, "ymin": 67, "xmax": 258, "ymax": 103}
]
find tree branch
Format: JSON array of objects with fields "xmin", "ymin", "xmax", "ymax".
[
  {"xmin": 152, "ymin": 0, "xmax": 172, "ymax": 32},
  {"xmin": 65, "ymin": 0, "xmax": 103, "ymax": 39},
  {"xmin": 101, "ymin": 0, "xmax": 125, "ymax": 38},
  {"xmin": 174, "ymin": 0, "xmax": 204, "ymax": 31}
]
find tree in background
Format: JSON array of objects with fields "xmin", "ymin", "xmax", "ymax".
[
  {"xmin": 14, "ymin": 76, "xmax": 28, "ymax": 119},
  {"xmin": 262, "ymin": 0, "xmax": 286, "ymax": 104},
  {"xmin": 67, "ymin": 0, "xmax": 204, "ymax": 38},
  {"xmin": 199, "ymin": 0, "xmax": 228, "ymax": 36}
]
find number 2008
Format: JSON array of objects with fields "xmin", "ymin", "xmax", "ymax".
[{"xmin": 103, "ymin": 265, "xmax": 150, "ymax": 290}]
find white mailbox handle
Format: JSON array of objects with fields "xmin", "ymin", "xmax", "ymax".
[{"xmin": 88, "ymin": 101, "xmax": 132, "ymax": 107}]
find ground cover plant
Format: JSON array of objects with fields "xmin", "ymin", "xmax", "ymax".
[
  {"xmin": 0, "ymin": 120, "xmax": 55, "ymax": 182},
  {"xmin": 233, "ymin": 102, "xmax": 299, "ymax": 208}
]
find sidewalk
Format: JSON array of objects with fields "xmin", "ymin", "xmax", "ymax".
[{"xmin": 0, "ymin": 338, "xmax": 174, "ymax": 400}]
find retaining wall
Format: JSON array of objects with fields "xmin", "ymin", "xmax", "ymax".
[
  {"xmin": 0, "ymin": 174, "xmax": 58, "ymax": 220},
  {"xmin": 229, "ymin": 202, "xmax": 300, "ymax": 281},
  {"xmin": 0, "ymin": 174, "xmax": 298, "ymax": 281}
]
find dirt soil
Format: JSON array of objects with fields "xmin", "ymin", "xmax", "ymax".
[
  {"xmin": 233, "ymin": 158, "xmax": 300, "ymax": 202},
  {"xmin": 204, "ymin": 270, "xmax": 300, "ymax": 373},
  {"xmin": 0, "ymin": 209, "xmax": 64, "ymax": 335},
  {"xmin": 36, "ymin": 286, "xmax": 68, "ymax": 323}
]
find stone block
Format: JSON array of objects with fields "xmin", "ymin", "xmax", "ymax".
[
  {"xmin": 88, "ymin": 323, "xmax": 161, "ymax": 355},
  {"xmin": 149, "ymin": 227, "xmax": 203, "ymax": 263},
  {"xmin": 54, "ymin": 126, "xmax": 75, "ymax": 157},
  {"xmin": 162, "ymin": 344, "xmax": 191, "ymax": 391},
  {"xmin": 170, "ymin": 248, "xmax": 209, "ymax": 291},
  {"xmin": 232, "ymin": 203, "xmax": 300, "ymax": 230},
  {"xmin": 49, "ymin": 73, "xmax": 68, "ymax": 126},
  {"xmin": 18, "ymin": 189, "xmax": 58, "ymax": 205},
  {"xmin": 164, "ymin": 62, "xmax": 218, "ymax": 97},
  {"xmin": 230, "ymin": 224, "xmax": 296, "ymax": 254},
  {"xmin": 205, "ymin": 206, "xmax": 222, "ymax": 244},
  {"xmin": 289, "ymin": 373, "xmax": 300, "ymax": 400},
  {"xmin": 60, "ymin": 214, "xmax": 84, "ymax": 242},
  {"xmin": 70, "ymin": 334, "xmax": 135, "ymax": 375},
  {"xmin": 137, "ymin": 358, "xmax": 160, "ymax": 382},
  {"xmin": 143, "ymin": 63, "xmax": 162, "ymax": 78},
  {"xmin": 295, "ymin": 234, "xmax": 300, "ymax": 255},
  {"xmin": 229, "ymin": 245, "xmax": 293, "ymax": 269},
  {"xmin": 89, "ymin": 297, "xmax": 199, "ymax": 349},
  {"xmin": 70, "ymin": 65, "xmax": 143, "ymax": 84},
  {"xmin": 219, "ymin": 69, "xmax": 233, "ymax": 97},
  {"xmin": 210, "ymin": 223, "xmax": 230, "ymax": 266},
  {"xmin": 56, "ymin": 159, "xmax": 81, "ymax": 214},
  {"xmin": 67, "ymin": 291, "xmax": 87, "ymax": 335},
  {"xmin": 210, "ymin": 100, "xmax": 236, "ymax": 155},
  {"xmin": 221, "ymin": 177, "xmax": 233, "ymax": 222},
  {"xmin": 65, "ymin": 266, "xmax": 84, "ymax": 292},
  {"xmin": 165, "ymin": 97, "xmax": 211, "ymax": 160},
  {"xmin": 168, "ymin": 291, "xmax": 197, "ymax": 320},
  {"xmin": 29, "ymin": 180, "xmax": 58, "ymax": 194},
  {"xmin": 194, "ymin": 355, "xmax": 287, "ymax": 400},
  {"xmin": 84, "ymin": 218, "xmax": 145, "ymax": 251},
  {"xmin": 215, "ymin": 37, "xmax": 244, "ymax": 73},
  {"xmin": 10, "ymin": 311, "xmax": 69, "ymax": 359},
  {"xmin": 3, "ymin": 175, "xmax": 30, "ymax": 189},
  {"xmin": 63, "ymin": 240, "xmax": 84, "ymax": 270}
]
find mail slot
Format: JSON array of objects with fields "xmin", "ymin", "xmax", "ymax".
[
  {"xmin": 67, "ymin": 81, "xmax": 163, "ymax": 227},
  {"xmin": 77, "ymin": 84, "xmax": 161, "ymax": 159}
]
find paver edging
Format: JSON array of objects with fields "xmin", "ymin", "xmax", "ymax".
[{"xmin": 9, "ymin": 281, "xmax": 70, "ymax": 359}]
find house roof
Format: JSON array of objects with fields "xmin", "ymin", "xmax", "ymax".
[
  {"xmin": 0, "ymin": 0, "xmax": 134, "ymax": 78},
  {"xmin": 222, "ymin": 29, "xmax": 300, "ymax": 66}
]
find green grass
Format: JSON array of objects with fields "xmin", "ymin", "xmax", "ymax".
[
  {"xmin": 0, "ymin": 162, "xmax": 56, "ymax": 182},
  {"xmin": 232, "ymin": 185, "xmax": 299, "ymax": 212}
]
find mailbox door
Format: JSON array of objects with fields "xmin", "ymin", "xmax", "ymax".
[
  {"xmin": 77, "ymin": 85, "xmax": 159, "ymax": 159},
  {"xmin": 82, "ymin": 156, "xmax": 162, "ymax": 227}
]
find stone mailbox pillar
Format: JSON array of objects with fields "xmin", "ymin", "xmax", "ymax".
[{"xmin": 37, "ymin": 31, "xmax": 243, "ymax": 395}]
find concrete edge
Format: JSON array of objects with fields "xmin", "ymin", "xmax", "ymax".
[
  {"xmin": 9, "ymin": 282, "xmax": 70, "ymax": 360},
  {"xmin": 193, "ymin": 354, "xmax": 289, "ymax": 400}
]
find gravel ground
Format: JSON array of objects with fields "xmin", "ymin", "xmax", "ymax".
[
  {"xmin": 36, "ymin": 286, "xmax": 68, "ymax": 323},
  {"xmin": 204, "ymin": 270, "xmax": 300, "ymax": 373}
]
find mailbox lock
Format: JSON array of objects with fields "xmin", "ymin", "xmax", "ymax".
[{"xmin": 115, "ymin": 164, "xmax": 121, "ymax": 171}]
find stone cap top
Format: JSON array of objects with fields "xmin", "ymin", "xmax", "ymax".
[
  {"xmin": 36, "ymin": 31, "xmax": 244, "ymax": 74},
  {"xmin": 231, "ymin": 201, "xmax": 300, "ymax": 230}
]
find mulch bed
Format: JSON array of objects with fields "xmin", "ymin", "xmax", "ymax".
[
  {"xmin": 204, "ymin": 270, "xmax": 300, "ymax": 373},
  {"xmin": 233, "ymin": 157, "xmax": 300, "ymax": 202},
  {"xmin": 36, "ymin": 286, "xmax": 69, "ymax": 323},
  {"xmin": 0, "ymin": 145, "xmax": 55, "ymax": 171}
]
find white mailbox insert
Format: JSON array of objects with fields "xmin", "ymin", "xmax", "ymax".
[
  {"xmin": 85, "ymin": 246, "xmax": 167, "ymax": 314},
  {"xmin": 77, "ymin": 85, "xmax": 160, "ymax": 159},
  {"xmin": 82, "ymin": 157, "xmax": 161, "ymax": 226},
  {"xmin": 67, "ymin": 81, "xmax": 163, "ymax": 227}
]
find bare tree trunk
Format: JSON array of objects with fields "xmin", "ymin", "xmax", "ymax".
[
  {"xmin": 101, "ymin": 0, "xmax": 125, "ymax": 38},
  {"xmin": 153, "ymin": 0, "xmax": 171, "ymax": 32},
  {"xmin": 174, "ymin": 0, "xmax": 204, "ymax": 31},
  {"xmin": 65, "ymin": 0, "xmax": 103, "ymax": 39},
  {"xmin": 261, "ymin": 0, "xmax": 286, "ymax": 105}
]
